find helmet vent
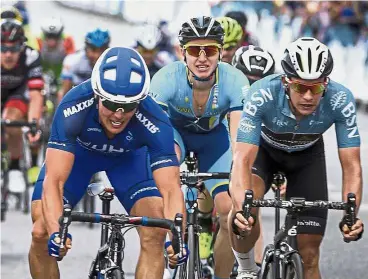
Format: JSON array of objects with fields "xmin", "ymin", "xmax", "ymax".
[
  {"xmin": 308, "ymin": 48, "xmax": 312, "ymax": 73},
  {"xmin": 316, "ymin": 52, "xmax": 323, "ymax": 73},
  {"xmin": 296, "ymin": 53, "xmax": 304, "ymax": 72},
  {"xmin": 104, "ymin": 69, "xmax": 116, "ymax": 81},
  {"xmin": 130, "ymin": 71, "xmax": 142, "ymax": 84},
  {"xmin": 131, "ymin": 58, "xmax": 141, "ymax": 67},
  {"xmin": 106, "ymin": 56, "xmax": 117, "ymax": 63}
]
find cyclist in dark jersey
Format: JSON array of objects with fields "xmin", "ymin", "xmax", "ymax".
[{"xmin": 1, "ymin": 19, "xmax": 44, "ymax": 193}]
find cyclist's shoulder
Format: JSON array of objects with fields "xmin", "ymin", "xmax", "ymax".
[
  {"xmin": 63, "ymin": 50, "xmax": 85, "ymax": 66},
  {"xmin": 59, "ymin": 79, "xmax": 94, "ymax": 107},
  {"xmin": 249, "ymin": 73, "xmax": 283, "ymax": 94},
  {"xmin": 154, "ymin": 50, "xmax": 176, "ymax": 68},
  {"xmin": 323, "ymin": 79, "xmax": 356, "ymax": 114},
  {"xmin": 137, "ymin": 96, "xmax": 172, "ymax": 128},
  {"xmin": 155, "ymin": 60, "xmax": 185, "ymax": 76},
  {"xmin": 23, "ymin": 46, "xmax": 41, "ymax": 67},
  {"xmin": 218, "ymin": 62, "xmax": 249, "ymax": 83}
]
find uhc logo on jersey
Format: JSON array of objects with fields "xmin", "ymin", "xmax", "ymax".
[
  {"xmin": 135, "ymin": 110, "xmax": 160, "ymax": 133},
  {"xmin": 63, "ymin": 97, "xmax": 94, "ymax": 117}
]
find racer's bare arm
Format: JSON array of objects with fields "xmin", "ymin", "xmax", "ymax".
[
  {"xmin": 153, "ymin": 166, "xmax": 185, "ymax": 221},
  {"xmin": 229, "ymin": 110, "xmax": 242, "ymax": 151},
  {"xmin": 28, "ymin": 89, "xmax": 44, "ymax": 123},
  {"xmin": 339, "ymin": 147, "xmax": 362, "ymax": 210},
  {"xmin": 41, "ymin": 148, "xmax": 74, "ymax": 236},
  {"xmin": 57, "ymin": 79, "xmax": 73, "ymax": 104},
  {"xmin": 230, "ymin": 142, "xmax": 258, "ymax": 212}
]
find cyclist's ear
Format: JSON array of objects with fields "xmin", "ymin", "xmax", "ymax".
[{"xmin": 281, "ymin": 75, "xmax": 288, "ymax": 88}]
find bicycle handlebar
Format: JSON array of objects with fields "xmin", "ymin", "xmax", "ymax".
[
  {"xmin": 58, "ymin": 205, "xmax": 184, "ymax": 259},
  {"xmin": 1, "ymin": 119, "xmax": 38, "ymax": 136},
  {"xmin": 243, "ymin": 190, "xmax": 357, "ymax": 229},
  {"xmin": 180, "ymin": 172, "xmax": 230, "ymax": 184}
]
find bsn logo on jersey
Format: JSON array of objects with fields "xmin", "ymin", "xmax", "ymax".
[
  {"xmin": 244, "ymin": 88, "xmax": 273, "ymax": 117},
  {"xmin": 63, "ymin": 97, "xmax": 94, "ymax": 117},
  {"xmin": 135, "ymin": 111, "xmax": 160, "ymax": 133},
  {"xmin": 341, "ymin": 102, "xmax": 359, "ymax": 138}
]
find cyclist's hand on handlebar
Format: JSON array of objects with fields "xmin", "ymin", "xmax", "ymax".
[
  {"xmin": 48, "ymin": 232, "xmax": 72, "ymax": 259},
  {"xmin": 340, "ymin": 218, "xmax": 364, "ymax": 242},
  {"xmin": 165, "ymin": 241, "xmax": 189, "ymax": 268},
  {"xmin": 232, "ymin": 211, "xmax": 256, "ymax": 237},
  {"xmin": 27, "ymin": 130, "xmax": 42, "ymax": 145}
]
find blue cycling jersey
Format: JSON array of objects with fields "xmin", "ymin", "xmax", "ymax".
[
  {"xmin": 149, "ymin": 61, "xmax": 248, "ymax": 133},
  {"xmin": 48, "ymin": 79, "xmax": 179, "ymax": 171},
  {"xmin": 237, "ymin": 74, "xmax": 361, "ymax": 152}
]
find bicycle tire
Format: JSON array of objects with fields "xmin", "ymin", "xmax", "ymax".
[
  {"xmin": 260, "ymin": 244, "xmax": 275, "ymax": 279},
  {"xmin": 22, "ymin": 171, "xmax": 30, "ymax": 214},
  {"xmin": 261, "ymin": 260, "xmax": 274, "ymax": 279},
  {"xmin": 108, "ymin": 268, "xmax": 123, "ymax": 279},
  {"xmin": 187, "ymin": 224, "xmax": 197, "ymax": 279},
  {"xmin": 1, "ymin": 171, "xmax": 9, "ymax": 222},
  {"xmin": 284, "ymin": 252, "xmax": 304, "ymax": 279}
]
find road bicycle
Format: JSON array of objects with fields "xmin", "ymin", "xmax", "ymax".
[
  {"xmin": 241, "ymin": 176, "xmax": 357, "ymax": 279},
  {"xmin": 173, "ymin": 151, "xmax": 229, "ymax": 279},
  {"xmin": 59, "ymin": 182, "xmax": 184, "ymax": 279},
  {"xmin": 1, "ymin": 120, "xmax": 38, "ymax": 220}
]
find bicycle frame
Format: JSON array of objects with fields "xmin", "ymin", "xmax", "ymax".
[{"xmin": 88, "ymin": 190, "xmax": 123, "ymax": 278}]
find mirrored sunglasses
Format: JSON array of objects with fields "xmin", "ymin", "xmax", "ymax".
[
  {"xmin": 183, "ymin": 43, "xmax": 222, "ymax": 57},
  {"xmin": 1, "ymin": 44, "xmax": 22, "ymax": 53},
  {"xmin": 286, "ymin": 78, "xmax": 328, "ymax": 95},
  {"xmin": 101, "ymin": 98, "xmax": 140, "ymax": 113}
]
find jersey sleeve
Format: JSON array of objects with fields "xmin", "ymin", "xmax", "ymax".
[
  {"xmin": 149, "ymin": 65, "xmax": 175, "ymax": 111},
  {"xmin": 228, "ymin": 68, "xmax": 250, "ymax": 112},
  {"xmin": 136, "ymin": 100, "xmax": 179, "ymax": 171},
  {"xmin": 333, "ymin": 90, "xmax": 361, "ymax": 148},
  {"xmin": 61, "ymin": 53, "xmax": 76, "ymax": 81},
  {"xmin": 236, "ymin": 80, "xmax": 267, "ymax": 145},
  {"xmin": 147, "ymin": 121, "xmax": 179, "ymax": 172},
  {"xmin": 25, "ymin": 47, "xmax": 44, "ymax": 90},
  {"xmin": 48, "ymin": 86, "xmax": 90, "ymax": 153},
  {"xmin": 64, "ymin": 36, "xmax": 76, "ymax": 54}
]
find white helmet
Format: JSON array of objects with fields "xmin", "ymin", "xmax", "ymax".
[
  {"xmin": 281, "ymin": 37, "xmax": 334, "ymax": 80},
  {"xmin": 136, "ymin": 24, "xmax": 162, "ymax": 50},
  {"xmin": 91, "ymin": 47, "xmax": 150, "ymax": 104},
  {"xmin": 41, "ymin": 17, "xmax": 64, "ymax": 37}
]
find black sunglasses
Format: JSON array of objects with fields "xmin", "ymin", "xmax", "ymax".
[
  {"xmin": 1, "ymin": 44, "xmax": 22, "ymax": 53},
  {"xmin": 101, "ymin": 98, "xmax": 140, "ymax": 113}
]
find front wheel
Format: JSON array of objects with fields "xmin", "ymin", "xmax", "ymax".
[
  {"xmin": 261, "ymin": 261, "xmax": 274, "ymax": 279},
  {"xmin": 284, "ymin": 252, "xmax": 304, "ymax": 279},
  {"xmin": 108, "ymin": 268, "xmax": 123, "ymax": 279}
]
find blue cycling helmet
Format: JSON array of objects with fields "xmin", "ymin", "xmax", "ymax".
[
  {"xmin": 91, "ymin": 47, "xmax": 150, "ymax": 103},
  {"xmin": 85, "ymin": 28, "xmax": 110, "ymax": 48}
]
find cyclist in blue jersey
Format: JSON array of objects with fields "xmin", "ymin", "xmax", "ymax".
[
  {"xmin": 230, "ymin": 37, "xmax": 364, "ymax": 279},
  {"xmin": 150, "ymin": 16, "xmax": 250, "ymax": 279},
  {"xmin": 28, "ymin": 47, "xmax": 185, "ymax": 279},
  {"xmin": 57, "ymin": 28, "xmax": 110, "ymax": 103}
]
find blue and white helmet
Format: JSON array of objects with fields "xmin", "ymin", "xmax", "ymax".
[
  {"xmin": 85, "ymin": 28, "xmax": 110, "ymax": 48},
  {"xmin": 91, "ymin": 47, "xmax": 150, "ymax": 103}
]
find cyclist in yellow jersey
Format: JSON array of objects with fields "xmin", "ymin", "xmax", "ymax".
[{"xmin": 217, "ymin": 17, "xmax": 243, "ymax": 63}]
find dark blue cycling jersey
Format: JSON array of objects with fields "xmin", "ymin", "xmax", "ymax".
[
  {"xmin": 237, "ymin": 74, "xmax": 361, "ymax": 152},
  {"xmin": 48, "ymin": 79, "xmax": 179, "ymax": 171}
]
